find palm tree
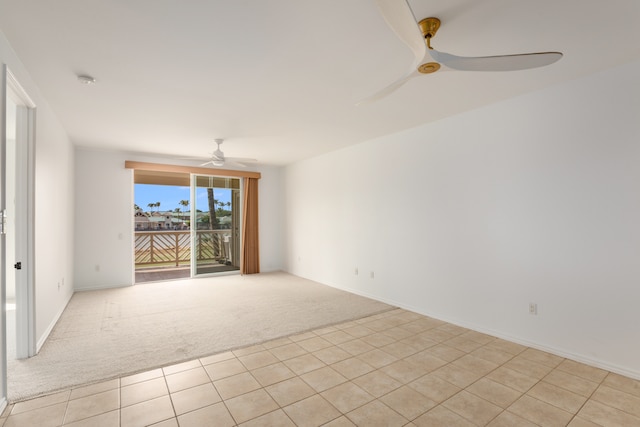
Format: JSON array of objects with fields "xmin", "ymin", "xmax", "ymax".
[
  {"xmin": 179, "ymin": 200, "xmax": 189, "ymax": 220},
  {"xmin": 155, "ymin": 201, "xmax": 161, "ymax": 212},
  {"xmin": 215, "ymin": 200, "xmax": 227, "ymax": 215},
  {"xmin": 207, "ymin": 189, "xmax": 218, "ymax": 229},
  {"xmin": 147, "ymin": 202, "xmax": 154, "ymax": 213}
]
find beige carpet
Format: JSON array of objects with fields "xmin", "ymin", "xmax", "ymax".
[{"xmin": 8, "ymin": 272, "xmax": 393, "ymax": 401}]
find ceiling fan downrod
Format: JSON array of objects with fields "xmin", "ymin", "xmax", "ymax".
[{"xmin": 418, "ymin": 17, "xmax": 440, "ymax": 49}]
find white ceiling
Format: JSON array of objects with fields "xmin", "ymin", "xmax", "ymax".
[{"xmin": 1, "ymin": 0, "xmax": 639, "ymax": 166}]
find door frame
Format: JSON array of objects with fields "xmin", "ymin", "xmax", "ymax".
[
  {"xmin": 6, "ymin": 66, "xmax": 37, "ymax": 360},
  {"xmin": 127, "ymin": 161, "xmax": 260, "ymax": 282},
  {"xmin": 0, "ymin": 64, "xmax": 37, "ymax": 409},
  {"xmin": 190, "ymin": 174, "xmax": 243, "ymax": 277},
  {"xmin": 1, "ymin": 59, "xmax": 8, "ymax": 413}
]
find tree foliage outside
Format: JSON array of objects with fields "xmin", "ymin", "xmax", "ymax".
[{"xmin": 135, "ymin": 188, "xmax": 232, "ymax": 229}]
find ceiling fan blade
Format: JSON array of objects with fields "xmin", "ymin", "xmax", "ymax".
[
  {"xmin": 357, "ymin": 69, "xmax": 420, "ymax": 104},
  {"xmin": 375, "ymin": 0, "xmax": 426, "ymax": 68},
  {"xmin": 431, "ymin": 50, "xmax": 563, "ymax": 72},
  {"xmin": 227, "ymin": 157, "xmax": 257, "ymax": 163},
  {"xmin": 226, "ymin": 157, "xmax": 257, "ymax": 168},
  {"xmin": 225, "ymin": 161, "xmax": 249, "ymax": 168},
  {"xmin": 192, "ymin": 139, "xmax": 257, "ymax": 168}
]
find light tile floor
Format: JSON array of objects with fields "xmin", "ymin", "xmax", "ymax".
[{"xmin": 2, "ymin": 308, "xmax": 640, "ymax": 426}]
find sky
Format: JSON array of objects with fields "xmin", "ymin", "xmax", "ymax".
[{"xmin": 135, "ymin": 184, "xmax": 232, "ymax": 212}]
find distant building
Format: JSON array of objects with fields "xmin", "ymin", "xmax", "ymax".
[{"xmin": 134, "ymin": 210, "xmax": 189, "ymax": 231}]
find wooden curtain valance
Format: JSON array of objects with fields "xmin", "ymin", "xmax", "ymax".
[{"xmin": 125, "ymin": 161, "xmax": 261, "ymax": 179}]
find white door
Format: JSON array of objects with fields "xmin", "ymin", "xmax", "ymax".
[
  {"xmin": 1, "ymin": 64, "xmax": 36, "ymax": 408},
  {"xmin": 6, "ymin": 68, "xmax": 36, "ymax": 360},
  {"xmin": 1, "ymin": 61, "xmax": 8, "ymax": 412}
]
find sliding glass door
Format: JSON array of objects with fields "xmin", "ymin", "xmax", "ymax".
[
  {"xmin": 133, "ymin": 171, "xmax": 242, "ymax": 281},
  {"xmin": 191, "ymin": 175, "xmax": 241, "ymax": 276},
  {"xmin": 133, "ymin": 171, "xmax": 191, "ymax": 283}
]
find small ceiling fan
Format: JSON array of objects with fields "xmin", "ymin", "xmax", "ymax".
[
  {"xmin": 199, "ymin": 139, "xmax": 257, "ymax": 168},
  {"xmin": 361, "ymin": 0, "xmax": 563, "ymax": 103}
]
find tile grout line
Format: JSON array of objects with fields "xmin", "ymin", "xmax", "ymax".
[
  {"xmin": 162, "ymin": 365, "xmax": 178, "ymax": 427},
  {"xmin": 435, "ymin": 341, "xmax": 521, "ymax": 426},
  {"xmin": 564, "ymin": 371, "xmax": 613, "ymax": 427},
  {"xmin": 118, "ymin": 379, "xmax": 122, "ymax": 427}
]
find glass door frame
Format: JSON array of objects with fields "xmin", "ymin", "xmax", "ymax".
[{"xmin": 190, "ymin": 173, "xmax": 243, "ymax": 277}]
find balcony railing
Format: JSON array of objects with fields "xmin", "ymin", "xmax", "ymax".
[{"xmin": 134, "ymin": 230, "xmax": 231, "ymax": 268}]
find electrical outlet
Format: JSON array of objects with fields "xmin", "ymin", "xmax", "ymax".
[
  {"xmin": 354, "ymin": 268, "xmax": 358, "ymax": 276},
  {"xmin": 370, "ymin": 271, "xmax": 374, "ymax": 279},
  {"xmin": 529, "ymin": 303, "xmax": 538, "ymax": 315}
]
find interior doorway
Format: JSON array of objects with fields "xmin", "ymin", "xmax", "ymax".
[
  {"xmin": 1, "ymin": 65, "xmax": 36, "ymax": 407},
  {"xmin": 2, "ymin": 66, "xmax": 35, "ymax": 361}
]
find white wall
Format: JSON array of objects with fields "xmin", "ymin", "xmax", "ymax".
[
  {"xmin": 1, "ymin": 31, "xmax": 75, "ymax": 350},
  {"xmin": 255, "ymin": 165, "xmax": 283, "ymax": 272},
  {"xmin": 74, "ymin": 149, "xmax": 283, "ymax": 290},
  {"xmin": 283, "ymin": 59, "xmax": 640, "ymax": 379},
  {"xmin": 74, "ymin": 149, "xmax": 134, "ymax": 289}
]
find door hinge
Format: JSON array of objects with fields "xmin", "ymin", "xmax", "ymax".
[
  {"xmin": 0, "ymin": 209, "xmax": 6, "ymax": 235},
  {"xmin": 14, "ymin": 262, "xmax": 22, "ymax": 270}
]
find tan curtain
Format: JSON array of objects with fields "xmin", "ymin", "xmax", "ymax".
[{"xmin": 241, "ymin": 177, "xmax": 260, "ymax": 274}]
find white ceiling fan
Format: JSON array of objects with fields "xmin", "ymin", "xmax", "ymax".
[
  {"xmin": 361, "ymin": 0, "xmax": 563, "ymax": 103},
  {"xmin": 198, "ymin": 138, "xmax": 257, "ymax": 168}
]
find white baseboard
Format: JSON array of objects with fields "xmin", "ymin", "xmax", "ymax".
[
  {"xmin": 74, "ymin": 282, "xmax": 133, "ymax": 292},
  {"xmin": 406, "ymin": 301, "xmax": 640, "ymax": 381},
  {"xmin": 36, "ymin": 291, "xmax": 74, "ymax": 353},
  {"xmin": 324, "ymin": 282, "xmax": 640, "ymax": 382}
]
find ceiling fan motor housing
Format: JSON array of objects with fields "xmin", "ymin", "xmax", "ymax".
[{"xmin": 418, "ymin": 17, "xmax": 441, "ymax": 40}]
